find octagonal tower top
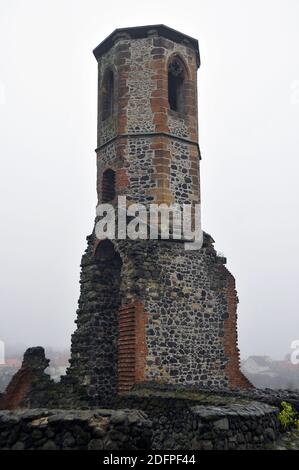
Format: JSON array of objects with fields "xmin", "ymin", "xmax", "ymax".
[{"xmin": 93, "ymin": 24, "xmax": 200, "ymax": 67}]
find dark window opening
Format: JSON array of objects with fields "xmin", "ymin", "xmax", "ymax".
[
  {"xmin": 95, "ymin": 239, "xmax": 120, "ymax": 263},
  {"xmin": 102, "ymin": 169, "xmax": 116, "ymax": 203},
  {"xmin": 168, "ymin": 58, "xmax": 185, "ymax": 113},
  {"xmin": 102, "ymin": 69, "xmax": 114, "ymax": 121}
]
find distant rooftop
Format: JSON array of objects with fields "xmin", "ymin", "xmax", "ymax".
[{"xmin": 93, "ymin": 24, "xmax": 200, "ymax": 66}]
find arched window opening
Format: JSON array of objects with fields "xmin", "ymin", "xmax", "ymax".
[
  {"xmin": 102, "ymin": 69, "xmax": 114, "ymax": 121},
  {"xmin": 168, "ymin": 57, "xmax": 185, "ymax": 113},
  {"xmin": 95, "ymin": 239, "xmax": 120, "ymax": 263},
  {"xmin": 102, "ymin": 169, "xmax": 116, "ymax": 203}
]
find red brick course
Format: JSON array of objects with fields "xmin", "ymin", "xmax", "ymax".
[
  {"xmin": 0, "ymin": 368, "xmax": 33, "ymax": 410},
  {"xmin": 117, "ymin": 301, "xmax": 147, "ymax": 393},
  {"xmin": 221, "ymin": 266, "xmax": 253, "ymax": 389}
]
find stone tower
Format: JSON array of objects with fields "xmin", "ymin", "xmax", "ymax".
[{"xmin": 65, "ymin": 25, "xmax": 251, "ymax": 406}]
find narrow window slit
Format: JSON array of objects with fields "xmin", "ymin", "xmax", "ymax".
[
  {"xmin": 102, "ymin": 169, "xmax": 116, "ymax": 203},
  {"xmin": 168, "ymin": 57, "xmax": 186, "ymax": 113},
  {"xmin": 102, "ymin": 69, "xmax": 114, "ymax": 121}
]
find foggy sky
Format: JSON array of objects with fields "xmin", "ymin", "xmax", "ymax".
[{"xmin": 0, "ymin": 0, "xmax": 298, "ymax": 360}]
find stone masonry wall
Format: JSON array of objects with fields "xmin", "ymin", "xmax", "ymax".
[
  {"xmin": 0, "ymin": 409, "xmax": 152, "ymax": 450},
  {"xmin": 97, "ymin": 35, "xmax": 198, "ymax": 144},
  {"xmin": 114, "ymin": 385, "xmax": 280, "ymax": 450},
  {"xmin": 0, "ymin": 401, "xmax": 279, "ymax": 450},
  {"xmin": 125, "ymin": 234, "xmax": 249, "ymax": 389},
  {"xmin": 96, "ymin": 135, "xmax": 200, "ymax": 208},
  {"xmin": 63, "ymin": 231, "xmax": 249, "ymax": 406},
  {"xmin": 63, "ymin": 236, "xmax": 123, "ymax": 406}
]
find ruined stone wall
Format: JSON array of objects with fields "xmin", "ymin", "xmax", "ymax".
[
  {"xmin": 64, "ymin": 231, "xmax": 249, "ymax": 406},
  {"xmin": 63, "ymin": 237, "xmax": 123, "ymax": 406},
  {"xmin": 0, "ymin": 348, "xmax": 55, "ymax": 411},
  {"xmin": 128, "ymin": 234, "xmax": 249, "ymax": 389},
  {"xmin": 140, "ymin": 239, "xmax": 229, "ymax": 387}
]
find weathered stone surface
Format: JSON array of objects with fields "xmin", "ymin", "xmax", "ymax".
[
  {"xmin": 0, "ymin": 399, "xmax": 280, "ymax": 450},
  {"xmin": 214, "ymin": 418, "xmax": 229, "ymax": 430},
  {"xmin": 0, "ymin": 409, "xmax": 151, "ymax": 450},
  {"xmin": 114, "ymin": 385, "xmax": 281, "ymax": 450}
]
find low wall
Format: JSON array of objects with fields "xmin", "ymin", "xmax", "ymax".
[
  {"xmin": 0, "ymin": 401, "xmax": 279, "ymax": 450},
  {"xmin": 0, "ymin": 409, "xmax": 152, "ymax": 450},
  {"xmin": 116, "ymin": 393, "xmax": 280, "ymax": 450},
  {"xmin": 185, "ymin": 403, "xmax": 279, "ymax": 450}
]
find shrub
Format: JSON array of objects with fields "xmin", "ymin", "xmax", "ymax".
[{"xmin": 278, "ymin": 401, "xmax": 298, "ymax": 429}]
